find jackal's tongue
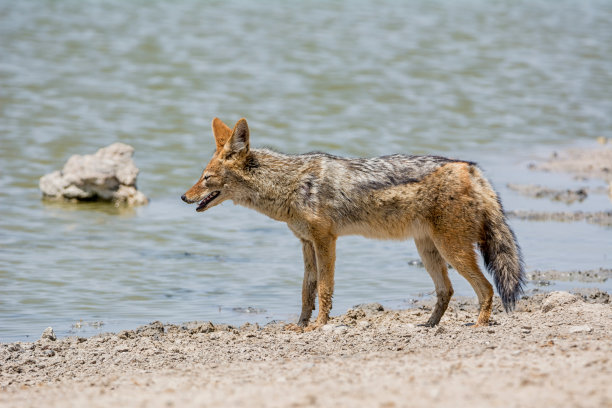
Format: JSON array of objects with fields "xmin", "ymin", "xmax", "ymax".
[{"xmin": 196, "ymin": 191, "xmax": 220, "ymax": 211}]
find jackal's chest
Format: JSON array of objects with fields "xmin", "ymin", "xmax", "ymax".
[{"xmin": 286, "ymin": 219, "xmax": 316, "ymax": 241}]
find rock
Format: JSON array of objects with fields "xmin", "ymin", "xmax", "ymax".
[
  {"xmin": 345, "ymin": 308, "xmax": 367, "ymax": 320},
  {"xmin": 568, "ymin": 325, "xmax": 593, "ymax": 334},
  {"xmin": 41, "ymin": 327, "xmax": 56, "ymax": 341},
  {"xmin": 136, "ymin": 321, "xmax": 165, "ymax": 337},
  {"xmin": 117, "ymin": 330, "xmax": 135, "ymax": 340},
  {"xmin": 182, "ymin": 321, "xmax": 215, "ymax": 334},
  {"xmin": 541, "ymin": 291, "xmax": 578, "ymax": 312},
  {"xmin": 352, "ymin": 303, "xmax": 385, "ymax": 316},
  {"xmin": 239, "ymin": 322, "xmax": 260, "ymax": 332},
  {"xmin": 39, "ymin": 143, "xmax": 148, "ymax": 206},
  {"xmin": 321, "ymin": 324, "xmax": 350, "ymax": 334},
  {"xmin": 8, "ymin": 344, "xmax": 22, "ymax": 352}
]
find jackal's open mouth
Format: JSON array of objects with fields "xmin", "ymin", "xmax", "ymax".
[{"xmin": 196, "ymin": 191, "xmax": 220, "ymax": 212}]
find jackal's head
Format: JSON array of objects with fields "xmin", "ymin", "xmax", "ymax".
[{"xmin": 181, "ymin": 117, "xmax": 250, "ymax": 212}]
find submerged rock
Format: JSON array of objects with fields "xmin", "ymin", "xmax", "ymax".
[{"xmin": 39, "ymin": 143, "xmax": 148, "ymax": 206}]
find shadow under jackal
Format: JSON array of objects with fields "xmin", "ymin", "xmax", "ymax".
[{"xmin": 182, "ymin": 118, "xmax": 525, "ymax": 329}]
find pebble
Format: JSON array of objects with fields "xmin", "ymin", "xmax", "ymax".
[
  {"xmin": 333, "ymin": 325, "xmax": 350, "ymax": 335},
  {"xmin": 321, "ymin": 324, "xmax": 350, "ymax": 335},
  {"xmin": 41, "ymin": 327, "xmax": 56, "ymax": 342},
  {"xmin": 357, "ymin": 321, "xmax": 371, "ymax": 329},
  {"xmin": 8, "ymin": 344, "xmax": 22, "ymax": 352},
  {"xmin": 568, "ymin": 325, "xmax": 593, "ymax": 334}
]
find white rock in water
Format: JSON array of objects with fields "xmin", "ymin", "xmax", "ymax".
[
  {"xmin": 41, "ymin": 327, "xmax": 56, "ymax": 341},
  {"xmin": 39, "ymin": 143, "xmax": 148, "ymax": 206}
]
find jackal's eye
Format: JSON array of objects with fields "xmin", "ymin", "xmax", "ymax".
[{"xmin": 204, "ymin": 174, "xmax": 211, "ymax": 181}]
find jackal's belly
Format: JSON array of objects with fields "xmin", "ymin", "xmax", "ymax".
[{"xmin": 337, "ymin": 218, "xmax": 424, "ymax": 240}]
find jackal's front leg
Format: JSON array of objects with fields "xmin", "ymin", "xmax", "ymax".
[
  {"xmin": 298, "ymin": 239, "xmax": 317, "ymax": 327},
  {"xmin": 306, "ymin": 235, "xmax": 337, "ymax": 330}
]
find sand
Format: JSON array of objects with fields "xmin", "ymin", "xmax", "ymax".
[{"xmin": 1, "ymin": 292, "xmax": 611, "ymax": 408}]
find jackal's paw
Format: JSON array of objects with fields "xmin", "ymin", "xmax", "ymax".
[
  {"xmin": 417, "ymin": 319, "xmax": 440, "ymax": 328},
  {"xmin": 284, "ymin": 323, "xmax": 304, "ymax": 333},
  {"xmin": 303, "ymin": 323, "xmax": 321, "ymax": 332}
]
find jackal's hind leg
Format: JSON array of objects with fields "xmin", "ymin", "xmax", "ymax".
[
  {"xmin": 415, "ymin": 237, "xmax": 454, "ymax": 327},
  {"xmin": 298, "ymin": 239, "xmax": 317, "ymax": 327},
  {"xmin": 433, "ymin": 235, "xmax": 494, "ymax": 326}
]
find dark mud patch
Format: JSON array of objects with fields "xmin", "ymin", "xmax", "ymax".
[
  {"xmin": 507, "ymin": 209, "xmax": 612, "ymax": 227},
  {"xmin": 527, "ymin": 268, "xmax": 612, "ymax": 283},
  {"xmin": 507, "ymin": 183, "xmax": 589, "ymax": 204}
]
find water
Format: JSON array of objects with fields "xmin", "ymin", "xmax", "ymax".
[{"xmin": 1, "ymin": 0, "xmax": 611, "ymax": 342}]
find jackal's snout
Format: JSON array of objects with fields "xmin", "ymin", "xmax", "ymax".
[{"xmin": 181, "ymin": 192, "xmax": 198, "ymax": 204}]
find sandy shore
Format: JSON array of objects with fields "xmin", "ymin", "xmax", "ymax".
[{"xmin": 1, "ymin": 291, "xmax": 610, "ymax": 408}]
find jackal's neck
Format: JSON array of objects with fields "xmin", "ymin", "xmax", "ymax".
[{"xmin": 231, "ymin": 149, "xmax": 301, "ymax": 222}]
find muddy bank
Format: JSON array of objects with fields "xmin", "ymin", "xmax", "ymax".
[
  {"xmin": 507, "ymin": 183, "xmax": 589, "ymax": 204},
  {"xmin": 506, "ymin": 144, "xmax": 612, "ymax": 227},
  {"xmin": 507, "ymin": 209, "xmax": 612, "ymax": 227},
  {"xmin": 525, "ymin": 144, "xmax": 612, "ymax": 202},
  {"xmin": 1, "ymin": 292, "xmax": 610, "ymax": 407},
  {"xmin": 527, "ymin": 268, "xmax": 612, "ymax": 284},
  {"xmin": 529, "ymin": 145, "xmax": 612, "ymax": 183}
]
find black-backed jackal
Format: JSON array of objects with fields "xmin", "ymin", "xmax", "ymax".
[{"xmin": 182, "ymin": 118, "xmax": 524, "ymax": 330}]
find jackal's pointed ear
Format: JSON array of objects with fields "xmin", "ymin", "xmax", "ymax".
[
  {"xmin": 211, "ymin": 117, "xmax": 232, "ymax": 151},
  {"xmin": 225, "ymin": 118, "xmax": 250, "ymax": 155}
]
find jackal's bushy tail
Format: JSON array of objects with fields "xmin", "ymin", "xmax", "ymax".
[{"xmin": 479, "ymin": 199, "xmax": 525, "ymax": 312}]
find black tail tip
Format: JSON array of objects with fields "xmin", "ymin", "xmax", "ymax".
[{"xmin": 500, "ymin": 278, "xmax": 526, "ymax": 313}]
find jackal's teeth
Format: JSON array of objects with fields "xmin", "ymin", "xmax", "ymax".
[{"xmin": 196, "ymin": 191, "xmax": 220, "ymax": 211}]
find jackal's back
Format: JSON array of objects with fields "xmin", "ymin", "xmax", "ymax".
[{"xmin": 274, "ymin": 151, "xmax": 469, "ymax": 234}]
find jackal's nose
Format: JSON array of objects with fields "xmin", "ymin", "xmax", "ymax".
[{"xmin": 181, "ymin": 194, "xmax": 187, "ymax": 202}]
